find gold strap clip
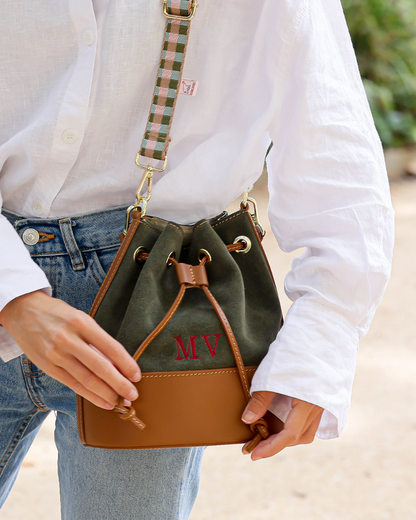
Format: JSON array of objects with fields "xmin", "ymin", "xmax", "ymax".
[
  {"xmin": 162, "ymin": 0, "xmax": 198, "ymax": 21},
  {"xmin": 241, "ymin": 186, "xmax": 266, "ymax": 238}
]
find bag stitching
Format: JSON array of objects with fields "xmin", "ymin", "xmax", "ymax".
[
  {"xmin": 140, "ymin": 220, "xmax": 161, "ymax": 235},
  {"xmin": 211, "ymin": 211, "xmax": 242, "ymax": 228},
  {"xmin": 142, "ymin": 367, "xmax": 256, "ymax": 379}
]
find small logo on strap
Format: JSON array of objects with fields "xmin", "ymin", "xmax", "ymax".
[{"xmin": 180, "ymin": 79, "xmax": 199, "ymax": 97}]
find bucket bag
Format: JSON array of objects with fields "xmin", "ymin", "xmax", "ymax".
[{"xmin": 77, "ymin": 0, "xmax": 284, "ymax": 453}]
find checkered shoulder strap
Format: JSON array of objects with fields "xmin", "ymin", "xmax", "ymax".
[{"xmin": 138, "ymin": 0, "xmax": 197, "ymax": 164}]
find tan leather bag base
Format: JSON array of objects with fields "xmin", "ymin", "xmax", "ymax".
[{"xmin": 77, "ymin": 366, "xmax": 283, "ymax": 449}]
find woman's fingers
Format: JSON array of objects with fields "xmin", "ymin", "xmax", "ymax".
[
  {"xmin": 67, "ymin": 311, "xmax": 141, "ymax": 383},
  {"xmin": 51, "ymin": 349, "xmax": 136, "ymax": 406},
  {"xmin": 249, "ymin": 398, "xmax": 323, "ymax": 461},
  {"xmin": 50, "ymin": 366, "xmax": 119, "ymax": 410},
  {"xmin": 51, "ymin": 331, "xmax": 139, "ymax": 403},
  {"xmin": 0, "ymin": 290, "xmax": 141, "ymax": 408}
]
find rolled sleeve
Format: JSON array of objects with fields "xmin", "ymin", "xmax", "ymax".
[
  {"xmin": 255, "ymin": 0, "xmax": 395, "ymax": 438},
  {"xmin": 251, "ymin": 300, "xmax": 359, "ymax": 439}
]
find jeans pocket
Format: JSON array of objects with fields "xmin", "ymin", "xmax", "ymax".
[{"xmin": 87, "ymin": 247, "xmax": 119, "ymax": 285}]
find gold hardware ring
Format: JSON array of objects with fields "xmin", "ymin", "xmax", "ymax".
[
  {"xmin": 166, "ymin": 251, "xmax": 176, "ymax": 267},
  {"xmin": 162, "ymin": 0, "xmax": 198, "ymax": 21},
  {"xmin": 233, "ymin": 236, "xmax": 252, "ymax": 254},
  {"xmin": 197, "ymin": 249, "xmax": 212, "ymax": 264},
  {"xmin": 135, "ymin": 154, "xmax": 168, "ymax": 173},
  {"xmin": 133, "ymin": 246, "xmax": 148, "ymax": 263}
]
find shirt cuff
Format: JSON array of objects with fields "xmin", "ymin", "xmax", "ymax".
[
  {"xmin": 250, "ymin": 298, "xmax": 359, "ymax": 439},
  {"xmin": 0, "ymin": 327, "xmax": 23, "ymax": 362}
]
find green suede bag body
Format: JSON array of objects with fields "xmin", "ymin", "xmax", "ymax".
[
  {"xmin": 77, "ymin": 203, "xmax": 285, "ymax": 450},
  {"xmin": 94, "ymin": 208, "xmax": 282, "ymax": 373}
]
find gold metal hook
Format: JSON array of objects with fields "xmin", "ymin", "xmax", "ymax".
[{"xmin": 162, "ymin": 0, "xmax": 198, "ymax": 21}]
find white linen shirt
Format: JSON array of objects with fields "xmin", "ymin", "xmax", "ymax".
[{"xmin": 0, "ymin": 0, "xmax": 394, "ymax": 439}]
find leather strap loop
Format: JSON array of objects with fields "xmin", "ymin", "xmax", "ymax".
[
  {"xmin": 243, "ymin": 419, "xmax": 270, "ymax": 454},
  {"xmin": 113, "ymin": 398, "xmax": 146, "ymax": 430}
]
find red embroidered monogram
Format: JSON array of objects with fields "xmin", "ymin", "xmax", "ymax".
[
  {"xmin": 201, "ymin": 334, "xmax": 221, "ymax": 359},
  {"xmin": 174, "ymin": 334, "xmax": 222, "ymax": 361},
  {"xmin": 174, "ymin": 336, "xmax": 200, "ymax": 361}
]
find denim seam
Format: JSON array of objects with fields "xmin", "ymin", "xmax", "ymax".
[
  {"xmin": 53, "ymin": 256, "xmax": 57, "ymax": 297},
  {"xmin": 71, "ymin": 207, "xmax": 128, "ymax": 221},
  {"xmin": 5, "ymin": 206, "xmax": 127, "ymax": 226},
  {"xmin": 21, "ymin": 359, "xmax": 48, "ymax": 411},
  {"xmin": 28, "ymin": 243, "xmax": 120, "ymax": 258},
  {"xmin": 176, "ymin": 448, "xmax": 193, "ymax": 519},
  {"xmin": 0, "ymin": 408, "xmax": 39, "ymax": 475},
  {"xmin": 85, "ymin": 254, "xmax": 104, "ymax": 286},
  {"xmin": 22, "ymin": 359, "xmax": 44, "ymax": 378},
  {"xmin": 31, "ymin": 250, "xmax": 68, "ymax": 256},
  {"xmin": 78, "ymin": 242, "xmax": 120, "ymax": 251}
]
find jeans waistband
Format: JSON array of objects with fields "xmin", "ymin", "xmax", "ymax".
[{"xmin": 2, "ymin": 206, "xmax": 127, "ymax": 266}]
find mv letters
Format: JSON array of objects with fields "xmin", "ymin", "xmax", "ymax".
[{"xmin": 174, "ymin": 334, "xmax": 221, "ymax": 361}]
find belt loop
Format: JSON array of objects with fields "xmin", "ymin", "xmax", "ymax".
[{"xmin": 59, "ymin": 219, "xmax": 86, "ymax": 271}]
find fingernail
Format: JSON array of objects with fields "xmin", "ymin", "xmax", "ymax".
[
  {"xmin": 123, "ymin": 399, "xmax": 132, "ymax": 407},
  {"xmin": 241, "ymin": 410, "xmax": 256, "ymax": 423},
  {"xmin": 131, "ymin": 371, "xmax": 141, "ymax": 382},
  {"xmin": 251, "ymin": 455, "xmax": 262, "ymax": 462},
  {"xmin": 104, "ymin": 403, "xmax": 114, "ymax": 410},
  {"xmin": 128, "ymin": 388, "xmax": 139, "ymax": 401}
]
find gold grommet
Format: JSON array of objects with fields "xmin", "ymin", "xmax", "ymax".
[
  {"xmin": 197, "ymin": 249, "xmax": 212, "ymax": 264},
  {"xmin": 233, "ymin": 236, "xmax": 252, "ymax": 254},
  {"xmin": 133, "ymin": 246, "xmax": 147, "ymax": 263},
  {"xmin": 166, "ymin": 251, "xmax": 176, "ymax": 267}
]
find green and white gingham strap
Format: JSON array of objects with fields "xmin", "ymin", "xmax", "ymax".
[{"xmin": 139, "ymin": 0, "xmax": 196, "ymax": 163}]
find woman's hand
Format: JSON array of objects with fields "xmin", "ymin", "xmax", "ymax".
[
  {"xmin": 241, "ymin": 391, "xmax": 324, "ymax": 460},
  {"xmin": 0, "ymin": 290, "xmax": 141, "ymax": 410}
]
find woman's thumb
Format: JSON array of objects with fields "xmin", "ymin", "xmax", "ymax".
[{"xmin": 241, "ymin": 391, "xmax": 275, "ymax": 424}]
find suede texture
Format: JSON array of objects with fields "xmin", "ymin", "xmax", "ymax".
[{"xmin": 94, "ymin": 209, "xmax": 283, "ymax": 373}]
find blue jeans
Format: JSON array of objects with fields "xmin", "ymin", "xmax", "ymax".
[{"xmin": 0, "ymin": 206, "xmax": 204, "ymax": 519}]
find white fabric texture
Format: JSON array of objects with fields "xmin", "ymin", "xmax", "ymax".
[{"xmin": 0, "ymin": 0, "xmax": 394, "ymax": 439}]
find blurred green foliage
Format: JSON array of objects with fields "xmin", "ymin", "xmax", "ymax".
[{"xmin": 342, "ymin": 0, "xmax": 416, "ymax": 147}]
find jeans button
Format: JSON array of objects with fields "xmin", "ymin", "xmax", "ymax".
[{"xmin": 22, "ymin": 228, "xmax": 40, "ymax": 246}]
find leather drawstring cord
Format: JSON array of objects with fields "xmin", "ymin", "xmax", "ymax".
[
  {"xmin": 113, "ymin": 398, "xmax": 146, "ymax": 430},
  {"xmin": 114, "ymin": 253, "xmax": 270, "ymax": 453},
  {"xmin": 134, "ymin": 242, "xmax": 245, "ymax": 263}
]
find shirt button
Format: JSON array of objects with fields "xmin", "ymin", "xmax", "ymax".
[
  {"xmin": 22, "ymin": 228, "xmax": 40, "ymax": 246},
  {"xmin": 32, "ymin": 200, "xmax": 44, "ymax": 215},
  {"xmin": 62, "ymin": 128, "xmax": 79, "ymax": 144},
  {"xmin": 83, "ymin": 30, "xmax": 95, "ymax": 46}
]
